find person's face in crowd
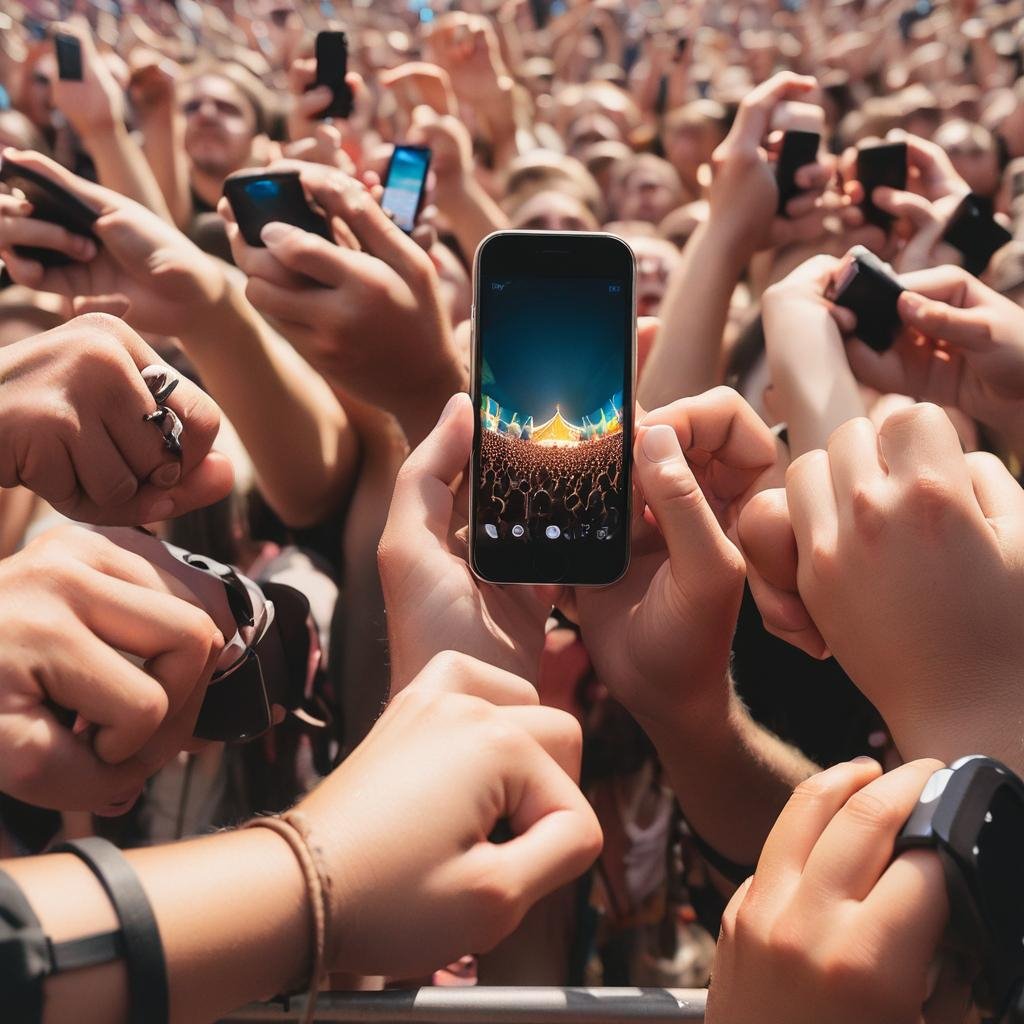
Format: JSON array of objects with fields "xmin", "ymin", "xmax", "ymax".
[
  {"xmin": 182, "ymin": 76, "xmax": 259, "ymax": 180},
  {"xmin": 662, "ymin": 122, "xmax": 712, "ymax": 191},
  {"xmin": 627, "ymin": 236, "xmax": 680, "ymax": 317},
  {"xmin": 935, "ymin": 121, "xmax": 1002, "ymax": 197},
  {"xmin": 509, "ymin": 190, "xmax": 599, "ymax": 232},
  {"xmin": 568, "ymin": 112, "xmax": 622, "ymax": 156},
  {"xmin": 616, "ymin": 166, "xmax": 683, "ymax": 225},
  {"xmin": 23, "ymin": 53, "xmax": 56, "ymax": 130}
]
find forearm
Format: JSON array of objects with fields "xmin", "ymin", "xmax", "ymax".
[
  {"xmin": 182, "ymin": 277, "xmax": 360, "ymax": 527},
  {"xmin": 768, "ymin": 360, "xmax": 865, "ymax": 458},
  {"xmin": 637, "ymin": 685, "xmax": 818, "ymax": 865},
  {"xmin": 138, "ymin": 109, "xmax": 193, "ymax": 230},
  {"xmin": 82, "ymin": 124, "xmax": 174, "ymax": 223},
  {"xmin": 6, "ymin": 829, "xmax": 308, "ymax": 1024},
  {"xmin": 437, "ymin": 177, "xmax": 509, "ymax": 267},
  {"xmin": 639, "ymin": 221, "xmax": 751, "ymax": 408}
]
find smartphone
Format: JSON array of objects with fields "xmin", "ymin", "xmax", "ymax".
[
  {"xmin": 314, "ymin": 30, "xmax": 353, "ymax": 119},
  {"xmin": 470, "ymin": 232, "xmax": 635, "ymax": 586},
  {"xmin": 857, "ymin": 142, "xmax": 908, "ymax": 229},
  {"xmin": 826, "ymin": 245, "xmax": 904, "ymax": 352},
  {"xmin": 942, "ymin": 192, "xmax": 1012, "ymax": 277},
  {"xmin": 55, "ymin": 33, "xmax": 84, "ymax": 81},
  {"xmin": 773, "ymin": 102, "xmax": 824, "ymax": 215},
  {"xmin": 381, "ymin": 145, "xmax": 431, "ymax": 234},
  {"xmin": 0, "ymin": 155, "xmax": 99, "ymax": 266},
  {"xmin": 223, "ymin": 171, "xmax": 332, "ymax": 247}
]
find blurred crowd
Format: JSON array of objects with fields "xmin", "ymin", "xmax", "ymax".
[{"xmin": 1, "ymin": 0, "xmax": 1024, "ymax": 1022}]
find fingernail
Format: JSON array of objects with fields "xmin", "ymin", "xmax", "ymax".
[
  {"xmin": 436, "ymin": 392, "xmax": 463, "ymax": 427},
  {"xmin": 76, "ymin": 237, "xmax": 97, "ymax": 260},
  {"xmin": 151, "ymin": 462, "xmax": 182, "ymax": 488},
  {"xmin": 260, "ymin": 221, "xmax": 295, "ymax": 245},
  {"xmin": 144, "ymin": 497, "xmax": 175, "ymax": 522},
  {"xmin": 851, "ymin": 755, "xmax": 878, "ymax": 766},
  {"xmin": 641, "ymin": 423, "xmax": 681, "ymax": 463}
]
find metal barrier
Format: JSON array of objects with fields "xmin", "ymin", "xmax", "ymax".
[{"xmin": 225, "ymin": 987, "xmax": 708, "ymax": 1023}]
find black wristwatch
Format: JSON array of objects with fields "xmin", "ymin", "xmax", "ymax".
[{"xmin": 897, "ymin": 755, "xmax": 1024, "ymax": 1023}]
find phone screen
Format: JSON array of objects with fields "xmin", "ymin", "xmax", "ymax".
[
  {"xmin": 382, "ymin": 146, "xmax": 430, "ymax": 233},
  {"xmin": 471, "ymin": 232, "xmax": 635, "ymax": 586},
  {"xmin": 223, "ymin": 172, "xmax": 332, "ymax": 247}
]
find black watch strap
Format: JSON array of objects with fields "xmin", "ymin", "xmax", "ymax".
[
  {"xmin": 54, "ymin": 838, "xmax": 168, "ymax": 1024},
  {"xmin": 0, "ymin": 869, "xmax": 123, "ymax": 1024}
]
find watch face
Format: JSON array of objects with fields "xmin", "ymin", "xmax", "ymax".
[{"xmin": 976, "ymin": 784, "xmax": 1024, "ymax": 952}]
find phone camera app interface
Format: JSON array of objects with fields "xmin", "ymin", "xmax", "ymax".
[{"xmin": 477, "ymin": 277, "xmax": 629, "ymax": 558}]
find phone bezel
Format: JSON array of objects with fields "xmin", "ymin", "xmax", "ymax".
[{"xmin": 469, "ymin": 230, "xmax": 636, "ymax": 588}]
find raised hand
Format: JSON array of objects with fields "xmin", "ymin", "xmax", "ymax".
[
  {"xmin": 739, "ymin": 403, "xmax": 1024, "ymax": 769},
  {"xmin": 846, "ymin": 264, "xmax": 1024, "ymax": 451},
  {"xmin": 0, "ymin": 524, "xmax": 224, "ymax": 815},
  {"xmin": 0, "ymin": 313, "xmax": 231, "ymax": 525},
  {"xmin": 708, "ymin": 72, "xmax": 834, "ymax": 254},
  {"xmin": 296, "ymin": 650, "xmax": 602, "ymax": 977},
  {"xmin": 221, "ymin": 159, "xmax": 464, "ymax": 445},
  {"xmin": 378, "ymin": 393, "xmax": 551, "ymax": 692},
  {"xmin": 706, "ymin": 758, "xmax": 950, "ymax": 1024},
  {"xmin": 0, "ymin": 149, "xmax": 225, "ymax": 334},
  {"xmin": 569, "ymin": 388, "xmax": 782, "ymax": 726}
]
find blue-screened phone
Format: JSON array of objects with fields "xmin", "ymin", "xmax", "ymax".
[{"xmin": 381, "ymin": 145, "xmax": 432, "ymax": 233}]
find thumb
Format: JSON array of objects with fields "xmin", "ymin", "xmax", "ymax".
[
  {"xmin": 382, "ymin": 392, "xmax": 474, "ymax": 552},
  {"xmin": 633, "ymin": 424, "xmax": 739, "ymax": 586},
  {"xmin": 897, "ymin": 291, "xmax": 993, "ymax": 351}
]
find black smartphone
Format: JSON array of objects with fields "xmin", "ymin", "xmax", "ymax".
[
  {"xmin": 223, "ymin": 171, "xmax": 332, "ymax": 247},
  {"xmin": 0, "ymin": 155, "xmax": 99, "ymax": 266},
  {"xmin": 942, "ymin": 192, "xmax": 1012, "ymax": 277},
  {"xmin": 55, "ymin": 33, "xmax": 84, "ymax": 81},
  {"xmin": 314, "ymin": 30, "xmax": 353, "ymax": 119},
  {"xmin": 826, "ymin": 245, "xmax": 904, "ymax": 352},
  {"xmin": 471, "ymin": 231, "xmax": 635, "ymax": 586},
  {"xmin": 857, "ymin": 141, "xmax": 908, "ymax": 229},
  {"xmin": 381, "ymin": 145, "xmax": 431, "ymax": 233},
  {"xmin": 776, "ymin": 131, "xmax": 820, "ymax": 215}
]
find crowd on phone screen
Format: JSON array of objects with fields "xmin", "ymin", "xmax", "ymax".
[
  {"xmin": 0, "ymin": 0, "xmax": 1023, "ymax": 1021},
  {"xmin": 478, "ymin": 429, "xmax": 623, "ymax": 541}
]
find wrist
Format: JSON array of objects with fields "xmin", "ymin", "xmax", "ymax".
[
  {"xmin": 79, "ymin": 118, "xmax": 129, "ymax": 149},
  {"xmin": 178, "ymin": 268, "xmax": 244, "ymax": 350},
  {"xmin": 393, "ymin": 349, "xmax": 468, "ymax": 447},
  {"xmin": 632, "ymin": 671, "xmax": 737, "ymax": 751},
  {"xmin": 692, "ymin": 218, "xmax": 756, "ymax": 274}
]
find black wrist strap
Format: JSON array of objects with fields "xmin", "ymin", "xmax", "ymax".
[
  {"xmin": 53, "ymin": 838, "xmax": 168, "ymax": 1024},
  {"xmin": 0, "ymin": 868, "xmax": 122, "ymax": 1024}
]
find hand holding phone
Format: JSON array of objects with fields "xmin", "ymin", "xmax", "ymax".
[
  {"xmin": 826, "ymin": 245, "xmax": 904, "ymax": 352},
  {"xmin": 857, "ymin": 141, "xmax": 908, "ymax": 229},
  {"xmin": 382, "ymin": 145, "xmax": 431, "ymax": 234},
  {"xmin": 314, "ymin": 30, "xmax": 354, "ymax": 119},
  {"xmin": 772, "ymin": 101, "xmax": 824, "ymax": 216},
  {"xmin": 223, "ymin": 171, "xmax": 332, "ymax": 247},
  {"xmin": 941, "ymin": 192, "xmax": 1012, "ymax": 277},
  {"xmin": 0, "ymin": 154, "xmax": 99, "ymax": 267},
  {"xmin": 55, "ymin": 33, "xmax": 84, "ymax": 81}
]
